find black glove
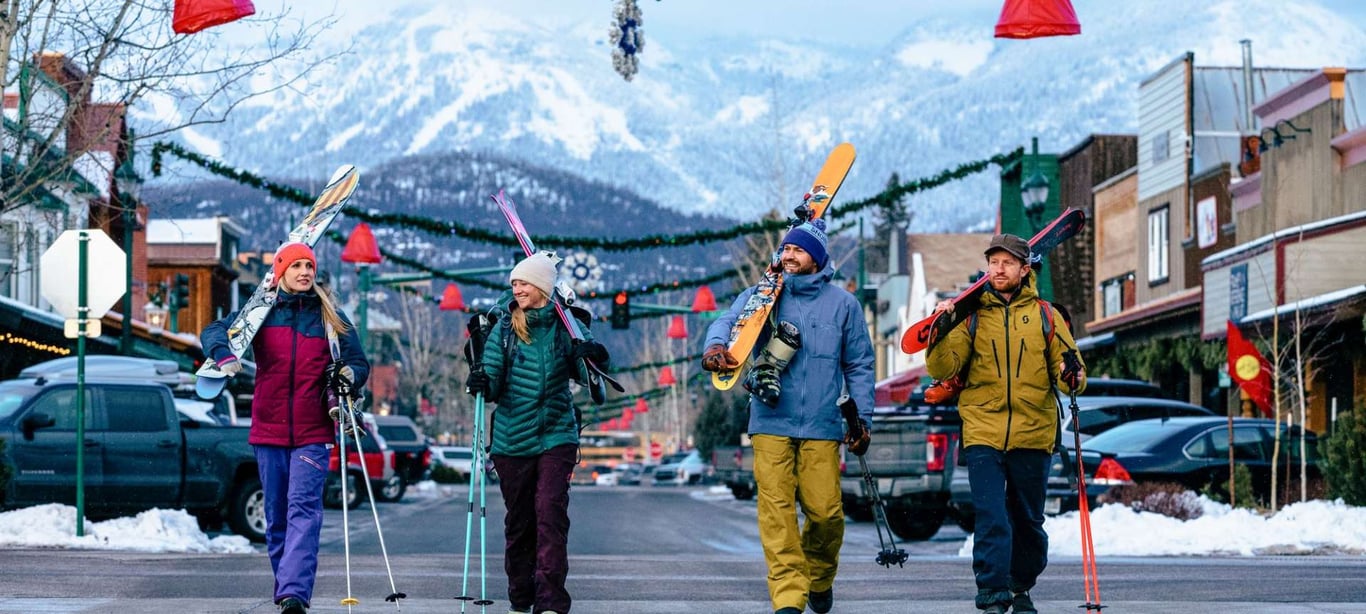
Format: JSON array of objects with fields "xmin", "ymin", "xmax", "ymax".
[
  {"xmin": 324, "ymin": 362, "xmax": 355, "ymax": 393},
  {"xmin": 571, "ymin": 341, "xmax": 609, "ymax": 366},
  {"xmin": 846, "ymin": 418, "xmax": 871, "ymax": 456},
  {"xmin": 1061, "ymin": 349, "xmax": 1083, "ymax": 388},
  {"xmin": 465, "ymin": 370, "xmax": 491, "ymax": 397}
]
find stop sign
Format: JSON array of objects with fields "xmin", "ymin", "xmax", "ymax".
[
  {"xmin": 649, "ymin": 441, "xmax": 663, "ymax": 460},
  {"xmin": 40, "ymin": 229, "xmax": 128, "ymax": 319}
]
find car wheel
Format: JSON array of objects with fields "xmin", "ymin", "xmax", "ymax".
[
  {"xmin": 843, "ymin": 499, "xmax": 875, "ymax": 522},
  {"xmin": 885, "ymin": 506, "xmax": 947, "ymax": 541},
  {"xmin": 730, "ymin": 483, "xmax": 755, "ymax": 500},
  {"xmin": 374, "ymin": 475, "xmax": 406, "ymax": 503},
  {"xmin": 226, "ymin": 477, "xmax": 267, "ymax": 543},
  {"xmin": 324, "ymin": 472, "xmax": 363, "ymax": 509},
  {"xmin": 953, "ymin": 510, "xmax": 975, "ymax": 533}
]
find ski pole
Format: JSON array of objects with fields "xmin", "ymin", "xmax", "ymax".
[
  {"xmin": 457, "ymin": 314, "xmax": 496, "ymax": 611},
  {"xmin": 839, "ymin": 396, "xmax": 907, "ymax": 568},
  {"xmin": 337, "ymin": 405, "xmax": 358, "ymax": 610},
  {"xmin": 1064, "ymin": 349, "xmax": 1103, "ymax": 612},
  {"xmin": 340, "ymin": 393, "xmax": 407, "ymax": 608},
  {"xmin": 455, "ymin": 395, "xmax": 478, "ymax": 610}
]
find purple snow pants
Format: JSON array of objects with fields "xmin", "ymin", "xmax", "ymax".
[
  {"xmin": 255, "ymin": 443, "xmax": 329, "ymax": 607},
  {"xmin": 491, "ymin": 444, "xmax": 578, "ymax": 614}
]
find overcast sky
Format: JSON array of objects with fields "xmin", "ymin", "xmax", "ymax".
[{"xmin": 267, "ymin": 0, "xmax": 1366, "ymax": 45}]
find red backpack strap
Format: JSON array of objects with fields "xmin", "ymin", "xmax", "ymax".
[{"xmin": 1037, "ymin": 298, "xmax": 1055, "ymax": 348}]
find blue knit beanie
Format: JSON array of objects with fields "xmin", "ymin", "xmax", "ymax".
[{"xmin": 781, "ymin": 219, "xmax": 829, "ymax": 270}]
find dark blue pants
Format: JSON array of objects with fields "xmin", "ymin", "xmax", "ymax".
[
  {"xmin": 255, "ymin": 444, "xmax": 329, "ymax": 607},
  {"xmin": 964, "ymin": 445, "xmax": 1050, "ymax": 593},
  {"xmin": 492, "ymin": 444, "xmax": 577, "ymax": 614}
]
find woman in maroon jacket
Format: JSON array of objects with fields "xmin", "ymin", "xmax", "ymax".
[{"xmin": 201, "ymin": 242, "xmax": 368, "ymax": 614}]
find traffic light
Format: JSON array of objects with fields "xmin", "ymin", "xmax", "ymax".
[
  {"xmin": 610, "ymin": 291, "xmax": 630, "ymax": 329},
  {"xmin": 172, "ymin": 274, "xmax": 191, "ymax": 310}
]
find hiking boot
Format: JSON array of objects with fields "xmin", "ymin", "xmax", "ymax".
[
  {"xmin": 808, "ymin": 588, "xmax": 833, "ymax": 614},
  {"xmin": 775, "ymin": 608, "xmax": 802, "ymax": 614},
  {"xmin": 278, "ymin": 597, "xmax": 307, "ymax": 614},
  {"xmin": 1011, "ymin": 590, "xmax": 1037, "ymax": 614},
  {"xmin": 975, "ymin": 587, "xmax": 1012, "ymax": 612}
]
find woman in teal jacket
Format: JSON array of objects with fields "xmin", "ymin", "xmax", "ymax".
[{"xmin": 465, "ymin": 251, "xmax": 608, "ymax": 614}]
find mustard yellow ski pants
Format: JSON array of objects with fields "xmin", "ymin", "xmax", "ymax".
[{"xmin": 751, "ymin": 434, "xmax": 844, "ymax": 612}]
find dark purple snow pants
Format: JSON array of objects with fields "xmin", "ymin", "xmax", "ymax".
[
  {"xmin": 491, "ymin": 444, "xmax": 578, "ymax": 614},
  {"xmin": 255, "ymin": 443, "xmax": 329, "ymax": 607}
]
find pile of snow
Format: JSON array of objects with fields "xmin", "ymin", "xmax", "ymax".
[
  {"xmin": 960, "ymin": 498, "xmax": 1366, "ymax": 557},
  {"xmin": 0, "ymin": 504, "xmax": 253, "ymax": 554}
]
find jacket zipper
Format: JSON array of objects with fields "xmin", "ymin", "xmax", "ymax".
[
  {"xmin": 287, "ymin": 298, "xmax": 299, "ymax": 447},
  {"xmin": 1002, "ymin": 303, "xmax": 1013, "ymax": 450}
]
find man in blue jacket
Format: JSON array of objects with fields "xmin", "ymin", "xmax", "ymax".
[{"xmin": 701, "ymin": 219, "xmax": 875, "ymax": 614}]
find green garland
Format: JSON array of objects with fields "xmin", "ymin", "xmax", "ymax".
[
  {"xmin": 151, "ymin": 141, "xmax": 1018, "ymax": 252},
  {"xmin": 607, "ymin": 352, "xmax": 704, "ymax": 374}
]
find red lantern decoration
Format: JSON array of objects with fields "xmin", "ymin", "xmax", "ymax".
[
  {"xmin": 994, "ymin": 0, "xmax": 1081, "ymax": 39},
  {"xmin": 439, "ymin": 284, "xmax": 465, "ymax": 311},
  {"xmin": 341, "ymin": 223, "xmax": 382, "ymax": 264},
  {"xmin": 667, "ymin": 315, "xmax": 688, "ymax": 339},
  {"xmin": 173, "ymin": 0, "xmax": 255, "ymax": 35},
  {"xmin": 634, "ymin": 397, "xmax": 648, "ymax": 414},
  {"xmin": 691, "ymin": 286, "xmax": 717, "ymax": 312},
  {"xmin": 657, "ymin": 366, "xmax": 676, "ymax": 386},
  {"xmin": 621, "ymin": 408, "xmax": 634, "ymax": 425}
]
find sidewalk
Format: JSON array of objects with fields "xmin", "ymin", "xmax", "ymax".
[{"xmin": 3, "ymin": 598, "xmax": 1365, "ymax": 613}]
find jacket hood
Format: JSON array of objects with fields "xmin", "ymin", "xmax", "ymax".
[
  {"xmin": 784, "ymin": 264, "xmax": 836, "ymax": 298},
  {"xmin": 981, "ymin": 271, "xmax": 1040, "ymax": 308}
]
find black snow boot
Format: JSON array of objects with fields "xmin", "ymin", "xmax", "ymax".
[
  {"xmin": 1011, "ymin": 589, "xmax": 1038, "ymax": 614},
  {"xmin": 278, "ymin": 597, "xmax": 307, "ymax": 614},
  {"xmin": 774, "ymin": 608, "xmax": 802, "ymax": 614},
  {"xmin": 808, "ymin": 587, "xmax": 833, "ymax": 614},
  {"xmin": 975, "ymin": 587, "xmax": 1012, "ymax": 614}
]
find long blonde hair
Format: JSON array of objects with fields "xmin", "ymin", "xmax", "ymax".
[{"xmin": 314, "ymin": 285, "xmax": 350, "ymax": 334}]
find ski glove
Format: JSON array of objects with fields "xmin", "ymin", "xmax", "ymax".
[
  {"xmin": 701, "ymin": 344, "xmax": 740, "ymax": 373},
  {"xmin": 217, "ymin": 356, "xmax": 242, "ymax": 377},
  {"xmin": 325, "ymin": 362, "xmax": 356, "ymax": 393},
  {"xmin": 571, "ymin": 340, "xmax": 610, "ymax": 366},
  {"xmin": 1060, "ymin": 349, "xmax": 1084, "ymax": 389},
  {"xmin": 465, "ymin": 370, "xmax": 491, "ymax": 397},
  {"xmin": 845, "ymin": 418, "xmax": 871, "ymax": 456}
]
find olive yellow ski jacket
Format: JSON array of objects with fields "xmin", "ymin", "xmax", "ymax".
[{"xmin": 925, "ymin": 277, "xmax": 1085, "ymax": 452}]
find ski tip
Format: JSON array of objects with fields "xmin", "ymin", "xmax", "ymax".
[
  {"xmin": 194, "ymin": 374, "xmax": 228, "ymax": 400},
  {"xmin": 328, "ymin": 164, "xmax": 356, "ymax": 184},
  {"xmin": 711, "ymin": 369, "xmax": 742, "ymax": 391}
]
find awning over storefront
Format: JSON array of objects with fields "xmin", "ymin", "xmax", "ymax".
[{"xmin": 874, "ymin": 365, "xmax": 929, "ymax": 406}]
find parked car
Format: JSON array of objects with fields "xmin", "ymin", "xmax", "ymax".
[
  {"xmin": 371, "ymin": 414, "xmax": 432, "ymax": 492},
  {"xmin": 325, "ymin": 414, "xmax": 401, "ymax": 508},
  {"xmin": 949, "ymin": 396, "xmax": 1216, "ymax": 530},
  {"xmin": 653, "ymin": 450, "xmax": 710, "ymax": 485},
  {"xmin": 597, "ymin": 462, "xmax": 644, "ymax": 486},
  {"xmin": 712, "ymin": 444, "xmax": 756, "ymax": 499},
  {"xmin": 1053, "ymin": 416, "xmax": 1319, "ymax": 512},
  {"xmin": 0, "ymin": 376, "xmax": 265, "ymax": 542},
  {"xmin": 1074, "ymin": 377, "xmax": 1167, "ymax": 399},
  {"xmin": 571, "ymin": 463, "xmax": 614, "ymax": 486},
  {"xmin": 432, "ymin": 445, "xmax": 474, "ymax": 477}
]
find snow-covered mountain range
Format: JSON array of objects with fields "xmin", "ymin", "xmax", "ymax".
[{"xmin": 142, "ymin": 0, "xmax": 1366, "ymax": 230}]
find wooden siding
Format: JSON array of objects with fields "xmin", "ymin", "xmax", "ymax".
[
  {"xmin": 1183, "ymin": 165, "xmax": 1236, "ymax": 289},
  {"xmin": 1093, "ymin": 172, "xmax": 1139, "ymax": 317},
  {"xmin": 1139, "ymin": 58, "xmax": 1189, "ymax": 201},
  {"xmin": 1055, "ymin": 135, "xmax": 1138, "ymax": 337},
  {"xmin": 1136, "ymin": 184, "xmax": 1186, "ymax": 304},
  {"xmin": 1202, "ymin": 250, "xmax": 1276, "ymax": 336},
  {"xmin": 1282, "ymin": 224, "xmax": 1366, "ymax": 302},
  {"xmin": 1246, "ymin": 104, "xmax": 1344, "ymax": 240}
]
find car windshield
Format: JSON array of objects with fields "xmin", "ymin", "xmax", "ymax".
[
  {"xmin": 1082, "ymin": 420, "xmax": 1176, "ymax": 453},
  {"xmin": 662, "ymin": 452, "xmax": 689, "ymax": 464},
  {"xmin": 378, "ymin": 425, "xmax": 419, "ymax": 442},
  {"xmin": 0, "ymin": 381, "xmax": 38, "ymax": 421},
  {"xmin": 443, "ymin": 449, "xmax": 472, "ymax": 460}
]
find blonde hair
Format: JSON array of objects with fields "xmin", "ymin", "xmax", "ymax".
[{"xmin": 314, "ymin": 285, "xmax": 350, "ymax": 334}]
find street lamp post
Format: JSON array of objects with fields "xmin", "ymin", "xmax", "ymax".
[
  {"xmin": 1021, "ymin": 136, "xmax": 1050, "ymax": 232},
  {"xmin": 113, "ymin": 147, "xmax": 142, "ymax": 354},
  {"xmin": 341, "ymin": 223, "xmax": 382, "ymax": 353}
]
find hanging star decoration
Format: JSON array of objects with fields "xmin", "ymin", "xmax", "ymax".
[
  {"xmin": 562, "ymin": 251, "xmax": 604, "ymax": 296},
  {"xmin": 609, "ymin": 0, "xmax": 644, "ymax": 81}
]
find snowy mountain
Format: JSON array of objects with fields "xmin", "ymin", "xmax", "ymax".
[{"xmin": 139, "ymin": 0, "xmax": 1366, "ymax": 231}]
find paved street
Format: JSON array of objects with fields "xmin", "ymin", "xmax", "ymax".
[{"xmin": 1, "ymin": 484, "xmax": 1365, "ymax": 613}]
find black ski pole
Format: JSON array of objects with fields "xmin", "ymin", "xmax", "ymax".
[{"xmin": 839, "ymin": 396, "xmax": 907, "ymax": 568}]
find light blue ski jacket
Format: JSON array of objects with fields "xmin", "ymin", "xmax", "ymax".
[{"xmin": 703, "ymin": 266, "xmax": 875, "ymax": 441}]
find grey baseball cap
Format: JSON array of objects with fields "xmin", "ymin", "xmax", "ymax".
[{"xmin": 984, "ymin": 233, "xmax": 1030, "ymax": 262}]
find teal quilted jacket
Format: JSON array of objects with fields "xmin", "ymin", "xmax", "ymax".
[{"xmin": 481, "ymin": 297, "xmax": 588, "ymax": 457}]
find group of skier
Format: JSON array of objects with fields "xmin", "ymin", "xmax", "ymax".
[{"xmin": 201, "ymin": 217, "xmax": 1085, "ymax": 614}]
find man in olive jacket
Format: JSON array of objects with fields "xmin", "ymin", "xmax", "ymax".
[{"xmin": 926, "ymin": 233, "xmax": 1086, "ymax": 614}]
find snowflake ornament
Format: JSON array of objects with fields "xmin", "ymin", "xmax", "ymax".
[
  {"xmin": 561, "ymin": 251, "xmax": 604, "ymax": 296},
  {"xmin": 609, "ymin": 0, "xmax": 644, "ymax": 81}
]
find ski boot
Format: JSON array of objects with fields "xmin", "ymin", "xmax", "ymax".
[{"xmin": 743, "ymin": 321, "xmax": 801, "ymax": 406}]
